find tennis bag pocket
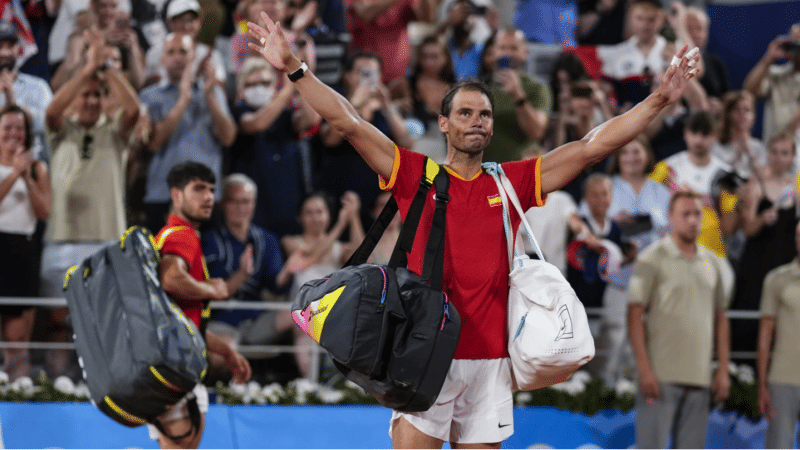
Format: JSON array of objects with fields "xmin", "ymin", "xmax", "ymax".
[
  {"xmin": 292, "ymin": 264, "xmax": 460, "ymax": 412},
  {"xmin": 63, "ymin": 226, "xmax": 208, "ymax": 437}
]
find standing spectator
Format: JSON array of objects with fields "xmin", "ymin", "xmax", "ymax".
[
  {"xmin": 712, "ymin": 91, "xmax": 766, "ymax": 179},
  {"xmin": 731, "ymin": 135, "xmax": 798, "ymax": 363},
  {"xmin": 144, "ymin": 0, "xmax": 227, "ymax": 86},
  {"xmin": 346, "ymin": 0, "xmax": 438, "ymax": 84},
  {"xmin": 628, "ymin": 190, "xmax": 732, "ymax": 449},
  {"xmin": 743, "ymin": 22, "xmax": 800, "ymax": 145},
  {"xmin": 229, "ymin": 56, "xmax": 318, "ymax": 237},
  {"xmin": 482, "ymin": 27, "xmax": 552, "ymax": 163},
  {"xmin": 0, "ymin": 105, "xmax": 50, "ymax": 382},
  {"xmin": 152, "ymin": 161, "xmax": 250, "ymax": 449},
  {"xmin": 313, "ymin": 51, "xmax": 411, "ymax": 223},
  {"xmin": 602, "ymin": 136, "xmax": 670, "ymax": 384},
  {"xmin": 282, "ymin": 191, "xmax": 365, "ymax": 376},
  {"xmin": 202, "ymin": 173, "xmax": 315, "ymax": 377},
  {"xmin": 651, "ymin": 111, "xmax": 738, "ymax": 258},
  {"xmin": 597, "ymin": 0, "xmax": 666, "ymax": 111},
  {"xmin": 139, "ymin": 32, "xmax": 236, "ymax": 234},
  {"xmin": 390, "ymin": 36, "xmax": 456, "ymax": 163},
  {"xmin": 0, "ymin": 21, "xmax": 53, "ymax": 161},
  {"xmin": 757, "ymin": 221, "xmax": 800, "ymax": 449},
  {"xmin": 437, "ymin": 0, "xmax": 495, "ymax": 80},
  {"xmin": 515, "ymin": 0, "xmax": 577, "ymax": 46},
  {"xmin": 40, "ymin": 28, "xmax": 140, "ymax": 378}
]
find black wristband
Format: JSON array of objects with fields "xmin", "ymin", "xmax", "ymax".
[
  {"xmin": 515, "ymin": 97, "xmax": 527, "ymax": 107},
  {"xmin": 287, "ymin": 61, "xmax": 308, "ymax": 82}
]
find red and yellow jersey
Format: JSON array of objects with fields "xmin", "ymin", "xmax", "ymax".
[
  {"xmin": 380, "ymin": 147, "xmax": 547, "ymax": 359},
  {"xmin": 156, "ymin": 214, "xmax": 211, "ymax": 331}
]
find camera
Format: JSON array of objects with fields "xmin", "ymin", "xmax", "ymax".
[
  {"xmin": 360, "ymin": 68, "xmax": 379, "ymax": 88},
  {"xmin": 496, "ymin": 56, "xmax": 512, "ymax": 70}
]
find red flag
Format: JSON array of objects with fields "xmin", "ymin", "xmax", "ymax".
[{"xmin": 0, "ymin": 0, "xmax": 37, "ymax": 67}]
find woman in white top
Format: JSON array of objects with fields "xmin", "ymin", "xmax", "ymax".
[
  {"xmin": 0, "ymin": 105, "xmax": 51, "ymax": 381},
  {"xmin": 281, "ymin": 190, "xmax": 365, "ymax": 377},
  {"xmin": 712, "ymin": 90, "xmax": 767, "ymax": 178}
]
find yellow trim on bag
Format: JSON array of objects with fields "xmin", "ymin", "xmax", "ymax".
[
  {"xmin": 103, "ymin": 396, "xmax": 147, "ymax": 425},
  {"xmin": 424, "ymin": 157, "xmax": 440, "ymax": 184},
  {"xmin": 150, "ymin": 366, "xmax": 182, "ymax": 392},
  {"xmin": 63, "ymin": 265, "xmax": 79, "ymax": 290}
]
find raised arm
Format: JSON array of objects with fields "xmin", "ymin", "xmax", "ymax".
[
  {"xmin": 350, "ymin": 0, "xmax": 400, "ymax": 23},
  {"xmin": 248, "ymin": 13, "xmax": 395, "ymax": 180},
  {"xmin": 105, "ymin": 63, "xmax": 141, "ymax": 132},
  {"xmin": 743, "ymin": 35, "xmax": 790, "ymax": 98},
  {"xmin": 540, "ymin": 46, "xmax": 700, "ymax": 194}
]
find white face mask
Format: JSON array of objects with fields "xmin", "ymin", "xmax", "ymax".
[{"xmin": 243, "ymin": 85, "xmax": 274, "ymax": 108}]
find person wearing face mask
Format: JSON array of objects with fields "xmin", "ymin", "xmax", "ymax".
[
  {"xmin": 0, "ymin": 20, "xmax": 53, "ymax": 162},
  {"xmin": 229, "ymin": 56, "xmax": 320, "ymax": 236}
]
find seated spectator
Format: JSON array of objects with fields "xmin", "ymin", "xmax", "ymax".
[
  {"xmin": 139, "ymin": 32, "xmax": 236, "ymax": 234},
  {"xmin": 51, "ymin": 6, "xmax": 145, "ymax": 92},
  {"xmin": 481, "ymin": 27, "xmax": 552, "ymax": 163},
  {"xmin": 346, "ymin": 0, "xmax": 438, "ymax": 84},
  {"xmin": 312, "ymin": 51, "xmax": 410, "ymax": 222},
  {"xmin": 437, "ymin": 0, "xmax": 494, "ymax": 80},
  {"xmin": 577, "ymin": 0, "xmax": 626, "ymax": 45},
  {"xmin": 202, "ymin": 174, "xmax": 315, "ymax": 377},
  {"xmin": 144, "ymin": 0, "xmax": 226, "ymax": 86},
  {"xmin": 282, "ymin": 191, "xmax": 365, "ymax": 376},
  {"xmin": 0, "ymin": 21, "xmax": 53, "ymax": 161},
  {"xmin": 0, "ymin": 105, "xmax": 50, "ymax": 381},
  {"xmin": 731, "ymin": 134, "xmax": 798, "ymax": 361},
  {"xmin": 515, "ymin": 0, "xmax": 577, "ymax": 46},
  {"xmin": 650, "ymin": 111, "xmax": 737, "ymax": 258},
  {"xmin": 601, "ymin": 136, "xmax": 670, "ymax": 384},
  {"xmin": 550, "ymin": 81, "xmax": 612, "ymax": 201},
  {"xmin": 743, "ymin": 22, "xmax": 800, "ymax": 145},
  {"xmin": 711, "ymin": 90, "xmax": 766, "ymax": 179},
  {"xmin": 231, "ymin": 0, "xmax": 316, "ymax": 73},
  {"xmin": 597, "ymin": 0, "xmax": 667, "ymax": 111},
  {"xmin": 390, "ymin": 36, "xmax": 455, "ymax": 162},
  {"xmin": 41, "ymin": 28, "xmax": 140, "ymax": 378},
  {"xmin": 229, "ymin": 56, "xmax": 318, "ymax": 236}
]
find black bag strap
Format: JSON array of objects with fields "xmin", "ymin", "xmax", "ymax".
[
  {"xmin": 421, "ymin": 170, "xmax": 449, "ymax": 291},
  {"xmin": 151, "ymin": 392, "xmax": 202, "ymax": 442},
  {"xmin": 345, "ymin": 157, "xmax": 443, "ymax": 269}
]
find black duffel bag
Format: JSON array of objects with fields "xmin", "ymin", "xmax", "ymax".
[{"xmin": 291, "ymin": 158, "xmax": 461, "ymax": 412}]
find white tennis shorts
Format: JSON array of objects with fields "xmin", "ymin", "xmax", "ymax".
[
  {"xmin": 390, "ymin": 358, "xmax": 514, "ymax": 444},
  {"xmin": 147, "ymin": 384, "xmax": 209, "ymax": 439}
]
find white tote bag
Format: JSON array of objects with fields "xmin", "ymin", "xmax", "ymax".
[{"xmin": 484, "ymin": 163, "xmax": 595, "ymax": 391}]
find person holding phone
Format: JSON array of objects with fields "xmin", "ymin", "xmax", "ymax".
[
  {"xmin": 481, "ymin": 27, "xmax": 552, "ymax": 163},
  {"xmin": 0, "ymin": 104, "xmax": 50, "ymax": 382},
  {"xmin": 743, "ymin": 22, "xmax": 800, "ymax": 144}
]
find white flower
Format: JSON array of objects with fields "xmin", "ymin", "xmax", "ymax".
[
  {"xmin": 10, "ymin": 376, "xmax": 35, "ymax": 395},
  {"xmin": 228, "ymin": 382, "xmax": 247, "ymax": 397},
  {"xmin": 315, "ymin": 385, "xmax": 345, "ymax": 404},
  {"xmin": 615, "ymin": 378, "xmax": 636, "ymax": 395},
  {"xmin": 737, "ymin": 365, "xmax": 755, "ymax": 385},
  {"xmin": 571, "ymin": 371, "xmax": 592, "ymax": 388},
  {"xmin": 260, "ymin": 383, "xmax": 283, "ymax": 403},
  {"xmin": 53, "ymin": 376, "xmax": 75, "ymax": 395},
  {"xmin": 728, "ymin": 362, "xmax": 739, "ymax": 376},
  {"xmin": 560, "ymin": 380, "xmax": 585, "ymax": 396},
  {"xmin": 74, "ymin": 382, "xmax": 91, "ymax": 399},
  {"xmin": 515, "ymin": 392, "xmax": 532, "ymax": 406},
  {"xmin": 242, "ymin": 381, "xmax": 263, "ymax": 403},
  {"xmin": 0, "ymin": 371, "xmax": 8, "ymax": 385}
]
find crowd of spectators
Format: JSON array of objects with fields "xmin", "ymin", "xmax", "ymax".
[{"xmin": 0, "ymin": 0, "xmax": 799, "ymax": 433}]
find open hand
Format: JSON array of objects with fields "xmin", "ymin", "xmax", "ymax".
[
  {"xmin": 225, "ymin": 350, "xmax": 252, "ymax": 384},
  {"xmin": 654, "ymin": 45, "xmax": 701, "ymax": 106},
  {"xmin": 247, "ymin": 11, "xmax": 297, "ymax": 72},
  {"xmin": 239, "ymin": 244, "xmax": 254, "ymax": 275}
]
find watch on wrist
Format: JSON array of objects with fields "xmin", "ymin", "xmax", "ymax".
[{"xmin": 288, "ymin": 61, "xmax": 309, "ymax": 82}]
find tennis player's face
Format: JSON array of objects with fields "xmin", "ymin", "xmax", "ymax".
[
  {"xmin": 177, "ymin": 179, "xmax": 215, "ymax": 223},
  {"xmin": 440, "ymin": 90, "xmax": 493, "ymax": 155}
]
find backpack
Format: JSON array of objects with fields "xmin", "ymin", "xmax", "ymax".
[
  {"xmin": 63, "ymin": 226, "xmax": 208, "ymax": 439},
  {"xmin": 292, "ymin": 158, "xmax": 461, "ymax": 412}
]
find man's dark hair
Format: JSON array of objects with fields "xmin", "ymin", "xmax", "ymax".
[
  {"xmin": 344, "ymin": 50, "xmax": 383, "ymax": 73},
  {"xmin": 685, "ymin": 110, "xmax": 715, "ymax": 136},
  {"xmin": 167, "ymin": 161, "xmax": 216, "ymax": 190},
  {"xmin": 440, "ymin": 80, "xmax": 494, "ymax": 118},
  {"xmin": 0, "ymin": 104, "xmax": 33, "ymax": 150}
]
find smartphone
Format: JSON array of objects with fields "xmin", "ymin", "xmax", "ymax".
[
  {"xmin": 496, "ymin": 56, "xmax": 512, "ymax": 70},
  {"xmin": 360, "ymin": 68, "xmax": 378, "ymax": 87},
  {"xmin": 622, "ymin": 214, "xmax": 653, "ymax": 238},
  {"xmin": 781, "ymin": 40, "xmax": 800, "ymax": 54}
]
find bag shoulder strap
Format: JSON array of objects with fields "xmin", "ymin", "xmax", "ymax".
[
  {"xmin": 420, "ymin": 169, "xmax": 449, "ymax": 290},
  {"xmin": 151, "ymin": 392, "xmax": 201, "ymax": 441},
  {"xmin": 345, "ymin": 157, "xmax": 442, "ymax": 268}
]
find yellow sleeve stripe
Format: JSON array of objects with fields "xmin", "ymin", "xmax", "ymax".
[
  {"xmin": 534, "ymin": 157, "xmax": 545, "ymax": 207},
  {"xmin": 378, "ymin": 145, "xmax": 401, "ymax": 191}
]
